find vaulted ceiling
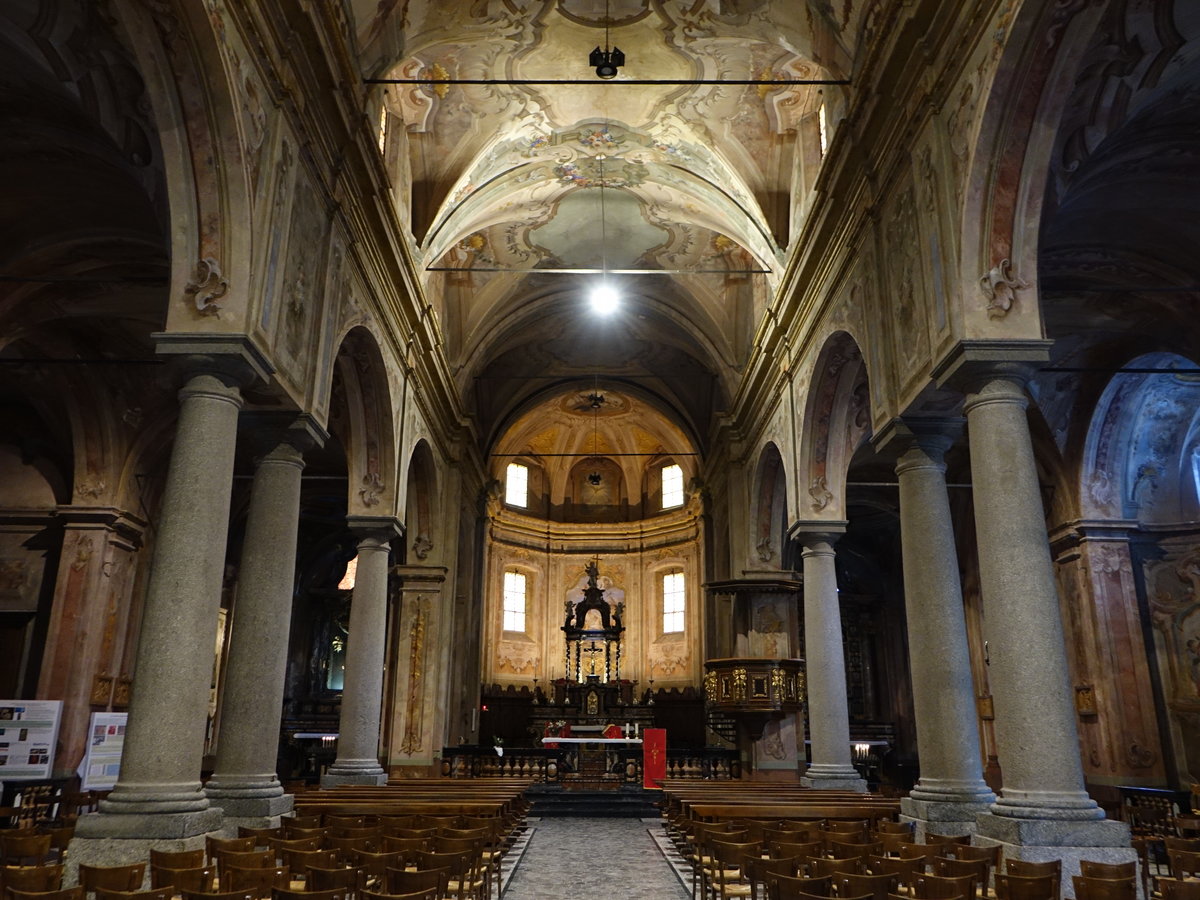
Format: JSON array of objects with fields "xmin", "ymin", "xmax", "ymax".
[{"xmin": 351, "ymin": 0, "xmax": 871, "ymax": 451}]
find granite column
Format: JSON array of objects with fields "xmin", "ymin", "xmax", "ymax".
[
  {"xmin": 793, "ymin": 525, "xmax": 866, "ymax": 791},
  {"xmin": 877, "ymin": 419, "xmax": 995, "ymax": 835},
  {"xmin": 205, "ymin": 417, "xmax": 326, "ymax": 820},
  {"xmin": 322, "ymin": 516, "xmax": 402, "ymax": 786}
]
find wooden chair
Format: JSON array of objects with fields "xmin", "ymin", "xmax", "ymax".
[
  {"xmin": 326, "ymin": 815, "xmax": 378, "ymax": 828},
  {"xmin": 707, "ymin": 839, "xmax": 761, "ymax": 900},
  {"xmin": 1168, "ymin": 849, "xmax": 1200, "ymax": 880},
  {"xmin": 827, "ymin": 821, "xmax": 871, "ymax": 837},
  {"xmin": 993, "ymin": 874, "xmax": 1054, "ymax": 900},
  {"xmin": 1079, "ymin": 861, "xmax": 1135, "ymax": 880},
  {"xmin": 271, "ymin": 891, "xmax": 347, "ymax": 900},
  {"xmin": 278, "ymin": 849, "xmax": 338, "ymax": 876},
  {"xmin": 39, "ymin": 827, "xmax": 74, "ymax": 864},
  {"xmin": 1159, "ymin": 880, "xmax": 1200, "ymax": 900},
  {"xmin": 238, "ymin": 826, "xmax": 283, "ymax": 845},
  {"xmin": 412, "ymin": 849, "xmax": 482, "ymax": 900},
  {"xmin": 876, "ymin": 823, "xmax": 916, "ymax": 837},
  {"xmin": 3, "ymin": 864, "xmax": 65, "ymax": 894},
  {"xmin": 898, "ymin": 845, "xmax": 938, "ymax": 869},
  {"xmin": 348, "ymin": 851, "xmax": 406, "ymax": 891},
  {"xmin": 836, "ymin": 872, "xmax": 900, "ymax": 900},
  {"xmin": 769, "ymin": 841, "xmax": 823, "ymax": 861},
  {"xmin": 381, "ymin": 837, "xmax": 429, "ymax": 857},
  {"xmin": 268, "ymin": 837, "xmax": 324, "ymax": 859},
  {"xmin": 747, "ymin": 859, "xmax": 808, "ymax": 898},
  {"xmin": 383, "ymin": 866, "xmax": 448, "ymax": 898},
  {"xmin": 207, "ymin": 837, "xmax": 257, "ymax": 864},
  {"xmin": 766, "ymin": 872, "xmax": 835, "ymax": 900},
  {"xmin": 148, "ymin": 865, "xmax": 215, "ymax": 893},
  {"xmin": 932, "ymin": 858, "xmax": 988, "ymax": 898},
  {"xmin": 8, "ymin": 889, "xmax": 83, "ymax": 900},
  {"xmin": 0, "ymin": 834, "xmax": 52, "ymax": 867},
  {"xmin": 216, "ymin": 850, "xmax": 276, "ymax": 884},
  {"xmin": 1072, "ymin": 875, "xmax": 1136, "ymax": 900},
  {"xmin": 830, "ymin": 842, "xmax": 883, "ymax": 862},
  {"xmin": 282, "ymin": 816, "xmax": 323, "ymax": 833},
  {"xmin": 149, "ymin": 848, "xmax": 205, "ymax": 870},
  {"xmin": 1003, "ymin": 860, "xmax": 1059, "ymax": 900},
  {"xmin": 868, "ymin": 855, "xmax": 925, "ymax": 892},
  {"xmin": 77, "ymin": 865, "xmax": 146, "ymax": 897},
  {"xmin": 222, "ymin": 867, "xmax": 291, "ymax": 900},
  {"xmin": 305, "ymin": 867, "xmax": 365, "ymax": 897},
  {"xmin": 913, "ymin": 874, "xmax": 976, "ymax": 900},
  {"xmin": 180, "ymin": 890, "xmax": 257, "ymax": 900},
  {"xmin": 924, "ymin": 836, "xmax": 971, "ymax": 848},
  {"xmin": 94, "ymin": 889, "xmax": 173, "ymax": 900},
  {"xmin": 1165, "ymin": 838, "xmax": 1200, "ymax": 853},
  {"xmin": 807, "ymin": 858, "xmax": 863, "ymax": 879},
  {"xmin": 363, "ymin": 891, "xmax": 437, "ymax": 900}
]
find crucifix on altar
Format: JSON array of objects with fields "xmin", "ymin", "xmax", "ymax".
[{"xmin": 562, "ymin": 560, "xmax": 624, "ymax": 683}]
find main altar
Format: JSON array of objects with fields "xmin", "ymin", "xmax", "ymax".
[{"xmin": 529, "ymin": 562, "xmax": 654, "ymax": 788}]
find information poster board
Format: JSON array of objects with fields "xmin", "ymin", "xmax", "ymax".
[
  {"xmin": 0, "ymin": 700, "xmax": 61, "ymax": 780},
  {"xmin": 79, "ymin": 712, "xmax": 127, "ymax": 790}
]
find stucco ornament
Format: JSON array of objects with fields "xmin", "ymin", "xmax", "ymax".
[
  {"xmin": 184, "ymin": 257, "xmax": 228, "ymax": 317},
  {"xmin": 980, "ymin": 258, "xmax": 1028, "ymax": 318}
]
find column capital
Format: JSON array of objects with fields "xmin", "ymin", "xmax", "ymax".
[
  {"xmin": 931, "ymin": 339, "xmax": 1053, "ymax": 395},
  {"xmin": 346, "ymin": 515, "xmax": 404, "ymax": 548},
  {"xmin": 788, "ymin": 520, "xmax": 847, "ymax": 551},
  {"xmin": 241, "ymin": 413, "xmax": 329, "ymax": 462},
  {"xmin": 153, "ymin": 332, "xmax": 274, "ymax": 388},
  {"xmin": 873, "ymin": 417, "xmax": 963, "ymax": 469}
]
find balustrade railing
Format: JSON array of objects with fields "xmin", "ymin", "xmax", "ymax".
[{"xmin": 440, "ymin": 744, "xmax": 739, "ymax": 781}]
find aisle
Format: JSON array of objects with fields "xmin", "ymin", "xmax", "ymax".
[{"xmin": 503, "ymin": 817, "xmax": 688, "ymax": 899}]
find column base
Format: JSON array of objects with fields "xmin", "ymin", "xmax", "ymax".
[
  {"xmin": 902, "ymin": 796, "xmax": 995, "ymax": 839},
  {"xmin": 321, "ymin": 771, "xmax": 387, "ymax": 787},
  {"xmin": 207, "ymin": 794, "xmax": 294, "ymax": 819},
  {"xmin": 801, "ymin": 767, "xmax": 867, "ymax": 791},
  {"xmin": 74, "ymin": 807, "xmax": 224, "ymax": 840},
  {"xmin": 973, "ymin": 815, "xmax": 1135, "ymax": 899},
  {"xmin": 66, "ymin": 830, "xmax": 215, "ymax": 886}
]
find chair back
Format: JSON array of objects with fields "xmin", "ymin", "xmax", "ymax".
[
  {"xmin": 1072, "ymin": 875, "xmax": 1136, "ymax": 900},
  {"xmin": 0, "ymin": 833, "xmax": 52, "ymax": 867},
  {"xmin": 1164, "ymin": 837, "xmax": 1200, "ymax": 853},
  {"xmin": 826, "ymin": 820, "xmax": 871, "ymax": 837},
  {"xmin": 875, "ymin": 822, "xmax": 915, "ymax": 836},
  {"xmin": 237, "ymin": 826, "xmax": 282, "ymax": 845},
  {"xmin": 305, "ymin": 867, "xmax": 364, "ymax": 895},
  {"xmin": 94, "ymin": 890, "xmax": 173, "ymax": 900},
  {"xmin": 216, "ymin": 850, "xmax": 275, "ymax": 883},
  {"xmin": 9, "ymin": 889, "xmax": 82, "ymax": 900},
  {"xmin": 223, "ymin": 867, "xmax": 290, "ymax": 900},
  {"xmin": 180, "ymin": 891, "xmax": 257, "ymax": 900},
  {"xmin": 381, "ymin": 837, "xmax": 429, "ymax": 856},
  {"xmin": 384, "ymin": 866, "xmax": 448, "ymax": 897},
  {"xmin": 995, "ymin": 873, "xmax": 1056, "ymax": 900},
  {"xmin": 898, "ymin": 844, "xmax": 938, "ymax": 866},
  {"xmin": 925, "ymin": 835, "xmax": 971, "ymax": 847},
  {"xmin": 1168, "ymin": 849, "xmax": 1200, "ymax": 880},
  {"xmin": 207, "ymin": 837, "xmax": 256, "ymax": 863},
  {"xmin": 807, "ymin": 857, "xmax": 864, "ymax": 878},
  {"xmin": 830, "ymin": 841, "xmax": 882, "ymax": 861},
  {"xmin": 836, "ymin": 872, "xmax": 899, "ymax": 900},
  {"xmin": 867, "ymin": 855, "xmax": 925, "ymax": 891},
  {"xmin": 933, "ymin": 856, "xmax": 987, "ymax": 896},
  {"xmin": 149, "ymin": 848, "xmax": 205, "ymax": 870},
  {"xmin": 1079, "ymin": 860, "xmax": 1135, "ymax": 880},
  {"xmin": 914, "ymin": 873, "xmax": 975, "ymax": 900},
  {"xmin": 770, "ymin": 841, "xmax": 823, "ymax": 860},
  {"xmin": 1005, "ymin": 859, "xmax": 1060, "ymax": 898},
  {"xmin": 1159, "ymin": 880, "xmax": 1200, "ymax": 900},
  {"xmin": 149, "ymin": 865, "xmax": 215, "ymax": 893},
  {"xmin": 283, "ymin": 816, "xmax": 323, "ymax": 832},
  {"xmin": 271, "ymin": 890, "xmax": 347, "ymax": 900},
  {"xmin": 78, "ymin": 864, "xmax": 146, "ymax": 895},
  {"xmin": 766, "ymin": 872, "xmax": 834, "ymax": 900},
  {"xmin": 364, "ymin": 890, "xmax": 436, "ymax": 900},
  {"xmin": 279, "ymin": 849, "xmax": 338, "ymax": 874},
  {"xmin": 3, "ymin": 863, "xmax": 65, "ymax": 893}
]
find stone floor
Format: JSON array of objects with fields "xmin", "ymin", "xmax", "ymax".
[{"xmin": 503, "ymin": 817, "xmax": 689, "ymax": 899}]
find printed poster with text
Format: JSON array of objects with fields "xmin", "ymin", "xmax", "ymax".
[
  {"xmin": 80, "ymin": 712, "xmax": 128, "ymax": 790},
  {"xmin": 0, "ymin": 700, "xmax": 61, "ymax": 780}
]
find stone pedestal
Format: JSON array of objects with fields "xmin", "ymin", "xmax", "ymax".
[
  {"xmin": 322, "ymin": 516, "xmax": 402, "ymax": 787},
  {"xmin": 876, "ymin": 419, "xmax": 995, "ymax": 834},
  {"xmin": 205, "ymin": 417, "xmax": 324, "ymax": 818},
  {"xmin": 73, "ymin": 340, "xmax": 269, "ymax": 846},
  {"xmin": 792, "ymin": 524, "xmax": 867, "ymax": 792}
]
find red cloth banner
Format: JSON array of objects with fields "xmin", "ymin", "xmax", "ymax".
[
  {"xmin": 642, "ymin": 727, "xmax": 666, "ymax": 790},
  {"xmin": 602, "ymin": 723, "xmax": 623, "ymax": 739}
]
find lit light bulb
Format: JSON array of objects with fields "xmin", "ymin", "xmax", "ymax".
[{"xmin": 589, "ymin": 282, "xmax": 620, "ymax": 315}]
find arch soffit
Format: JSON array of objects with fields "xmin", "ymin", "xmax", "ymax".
[
  {"xmin": 1080, "ymin": 351, "xmax": 1200, "ymax": 523},
  {"xmin": 331, "ymin": 326, "xmax": 399, "ymax": 517},
  {"xmin": 749, "ymin": 440, "xmax": 790, "ymax": 568},
  {"xmin": 796, "ymin": 330, "xmax": 871, "ymax": 522},
  {"xmin": 109, "ymin": 0, "xmax": 258, "ymax": 332}
]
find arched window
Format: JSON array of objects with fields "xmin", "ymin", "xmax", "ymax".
[
  {"xmin": 661, "ymin": 463, "xmax": 684, "ymax": 508},
  {"xmin": 662, "ymin": 571, "xmax": 685, "ymax": 633},
  {"xmin": 502, "ymin": 571, "xmax": 527, "ymax": 632},
  {"xmin": 505, "ymin": 462, "xmax": 528, "ymax": 507}
]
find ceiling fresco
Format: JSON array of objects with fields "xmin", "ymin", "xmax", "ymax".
[{"xmin": 352, "ymin": 0, "xmax": 875, "ymax": 450}]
